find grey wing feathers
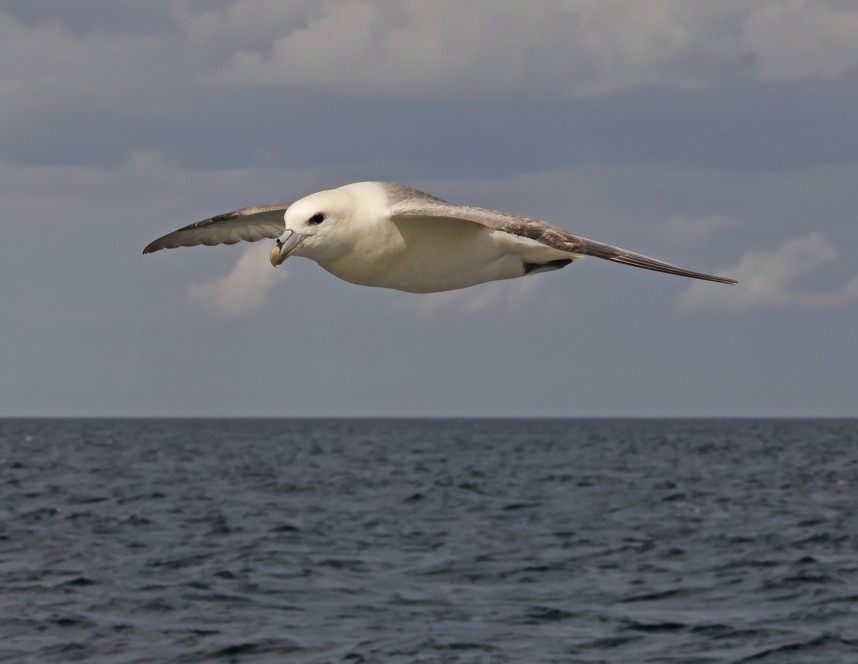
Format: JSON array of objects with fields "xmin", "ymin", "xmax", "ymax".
[
  {"xmin": 553, "ymin": 236, "xmax": 738, "ymax": 284},
  {"xmin": 143, "ymin": 203, "xmax": 290, "ymax": 254},
  {"xmin": 389, "ymin": 198, "xmax": 737, "ymax": 285}
]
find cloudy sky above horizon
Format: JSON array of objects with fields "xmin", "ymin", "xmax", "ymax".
[{"xmin": 2, "ymin": 0, "xmax": 857, "ymax": 417}]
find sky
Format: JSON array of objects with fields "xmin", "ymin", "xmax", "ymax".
[{"xmin": 2, "ymin": 0, "xmax": 857, "ymax": 417}]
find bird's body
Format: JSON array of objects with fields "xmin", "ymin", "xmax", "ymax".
[
  {"xmin": 291, "ymin": 182, "xmax": 572, "ymax": 292},
  {"xmin": 144, "ymin": 181, "xmax": 736, "ymax": 292}
]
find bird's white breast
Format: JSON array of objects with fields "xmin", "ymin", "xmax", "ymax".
[{"xmin": 321, "ymin": 217, "xmax": 548, "ymax": 293}]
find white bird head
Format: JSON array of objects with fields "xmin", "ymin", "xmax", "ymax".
[{"xmin": 269, "ymin": 187, "xmax": 367, "ymax": 267}]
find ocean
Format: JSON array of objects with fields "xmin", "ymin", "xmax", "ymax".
[{"xmin": 1, "ymin": 418, "xmax": 857, "ymax": 663}]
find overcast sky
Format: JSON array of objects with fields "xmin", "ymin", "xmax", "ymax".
[{"xmin": 2, "ymin": 0, "xmax": 857, "ymax": 417}]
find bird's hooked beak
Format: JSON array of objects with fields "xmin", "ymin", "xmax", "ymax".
[{"xmin": 269, "ymin": 230, "xmax": 306, "ymax": 267}]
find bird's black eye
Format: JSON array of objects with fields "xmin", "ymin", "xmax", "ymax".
[{"xmin": 308, "ymin": 212, "xmax": 325, "ymax": 225}]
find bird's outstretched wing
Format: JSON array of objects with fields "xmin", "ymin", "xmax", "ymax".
[
  {"xmin": 388, "ymin": 193, "xmax": 736, "ymax": 285},
  {"xmin": 143, "ymin": 203, "xmax": 290, "ymax": 254}
]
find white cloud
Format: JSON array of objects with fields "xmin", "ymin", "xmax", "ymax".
[
  {"xmin": 189, "ymin": 0, "xmax": 858, "ymax": 100},
  {"xmin": 678, "ymin": 233, "xmax": 858, "ymax": 311},
  {"xmin": 743, "ymin": 0, "xmax": 858, "ymax": 81},
  {"xmin": 187, "ymin": 243, "xmax": 289, "ymax": 317},
  {"xmin": 4, "ymin": 0, "xmax": 857, "ymax": 128},
  {"xmin": 205, "ymin": 0, "xmax": 694, "ymax": 98},
  {"xmin": 172, "ymin": 0, "xmax": 316, "ymax": 49}
]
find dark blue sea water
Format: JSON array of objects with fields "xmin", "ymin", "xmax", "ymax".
[{"xmin": 2, "ymin": 419, "xmax": 858, "ymax": 663}]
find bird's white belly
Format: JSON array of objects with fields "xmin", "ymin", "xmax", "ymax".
[{"xmin": 319, "ymin": 217, "xmax": 569, "ymax": 293}]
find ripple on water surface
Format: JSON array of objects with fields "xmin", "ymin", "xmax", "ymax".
[{"xmin": 1, "ymin": 418, "xmax": 857, "ymax": 663}]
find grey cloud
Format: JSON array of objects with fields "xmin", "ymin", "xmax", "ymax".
[
  {"xmin": 743, "ymin": 0, "xmax": 858, "ymax": 81},
  {"xmin": 0, "ymin": 0, "xmax": 184, "ymax": 37},
  {"xmin": 173, "ymin": 0, "xmax": 316, "ymax": 51},
  {"xmin": 2, "ymin": 2, "xmax": 857, "ymax": 177},
  {"xmin": 199, "ymin": 1, "xmax": 858, "ymax": 99},
  {"xmin": 206, "ymin": 0, "xmax": 698, "ymax": 98}
]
